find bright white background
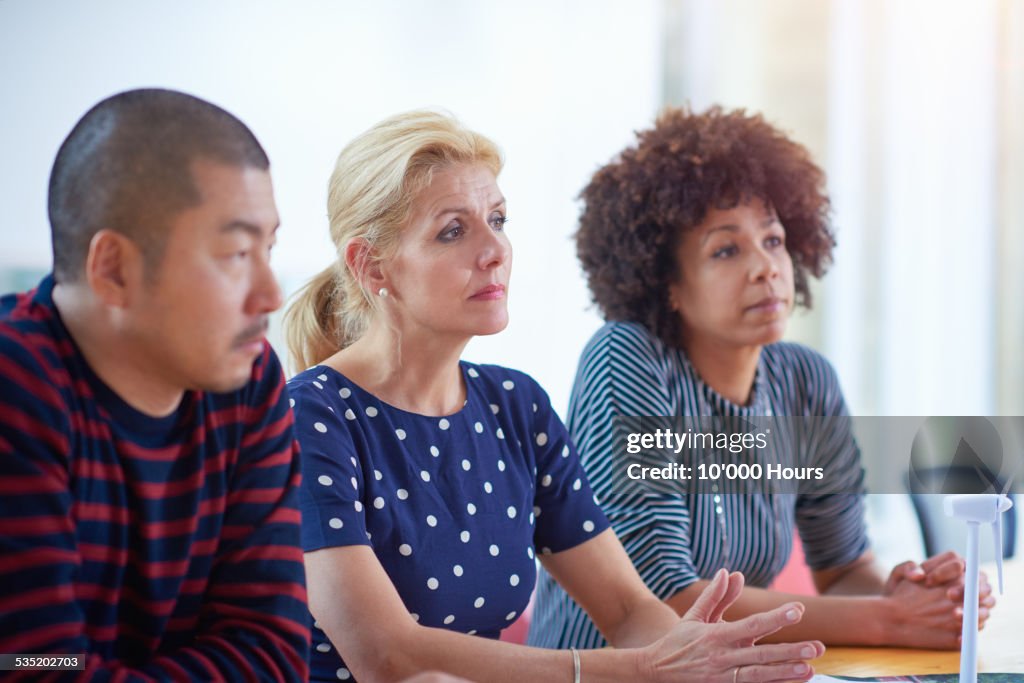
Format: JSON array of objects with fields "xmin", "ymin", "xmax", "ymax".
[
  {"xmin": 0, "ymin": 0, "xmax": 661, "ymax": 415},
  {"xmin": 2, "ymin": 1, "xmax": 1022, "ymax": 562}
]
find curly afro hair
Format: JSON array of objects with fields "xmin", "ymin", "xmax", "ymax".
[{"xmin": 576, "ymin": 106, "xmax": 835, "ymax": 348}]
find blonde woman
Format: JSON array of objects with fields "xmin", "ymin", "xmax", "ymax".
[{"xmin": 284, "ymin": 110, "xmax": 824, "ymax": 682}]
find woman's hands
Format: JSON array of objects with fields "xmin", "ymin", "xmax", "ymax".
[
  {"xmin": 882, "ymin": 550, "xmax": 995, "ymax": 648},
  {"xmin": 886, "ymin": 550, "xmax": 994, "ymax": 612},
  {"xmin": 639, "ymin": 569, "xmax": 824, "ymax": 683}
]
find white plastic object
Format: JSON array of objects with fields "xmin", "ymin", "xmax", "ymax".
[{"xmin": 943, "ymin": 493, "xmax": 1013, "ymax": 683}]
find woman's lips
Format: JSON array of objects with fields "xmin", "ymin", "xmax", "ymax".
[
  {"xmin": 469, "ymin": 284, "xmax": 506, "ymax": 301},
  {"xmin": 746, "ymin": 296, "xmax": 785, "ymax": 313}
]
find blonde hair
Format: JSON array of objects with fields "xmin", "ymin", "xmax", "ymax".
[{"xmin": 284, "ymin": 110, "xmax": 503, "ymax": 371}]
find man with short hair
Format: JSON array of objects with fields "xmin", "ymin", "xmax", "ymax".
[{"xmin": 0, "ymin": 89, "xmax": 309, "ymax": 680}]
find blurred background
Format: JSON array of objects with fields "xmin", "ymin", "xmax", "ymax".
[{"xmin": 1, "ymin": 0, "xmax": 1022, "ymax": 564}]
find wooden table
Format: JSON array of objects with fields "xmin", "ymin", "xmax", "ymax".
[{"xmin": 816, "ymin": 561, "xmax": 1024, "ymax": 676}]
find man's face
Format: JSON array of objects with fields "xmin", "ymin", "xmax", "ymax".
[{"xmin": 127, "ymin": 159, "xmax": 283, "ymax": 393}]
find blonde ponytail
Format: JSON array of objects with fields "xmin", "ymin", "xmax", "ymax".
[{"xmin": 283, "ymin": 264, "xmax": 342, "ymax": 372}]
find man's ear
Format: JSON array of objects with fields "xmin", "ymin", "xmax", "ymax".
[
  {"xmin": 344, "ymin": 237, "xmax": 387, "ymax": 296},
  {"xmin": 84, "ymin": 229, "xmax": 145, "ymax": 308}
]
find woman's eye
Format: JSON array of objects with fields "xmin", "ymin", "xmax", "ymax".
[
  {"xmin": 438, "ymin": 222, "xmax": 464, "ymax": 242},
  {"xmin": 712, "ymin": 245, "xmax": 738, "ymax": 259},
  {"xmin": 765, "ymin": 235, "xmax": 784, "ymax": 248},
  {"xmin": 490, "ymin": 214, "xmax": 508, "ymax": 231}
]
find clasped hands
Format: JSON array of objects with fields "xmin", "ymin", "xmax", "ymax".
[{"xmin": 883, "ymin": 550, "xmax": 996, "ymax": 649}]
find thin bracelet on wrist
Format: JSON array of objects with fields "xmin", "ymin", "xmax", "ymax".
[{"xmin": 571, "ymin": 646, "xmax": 581, "ymax": 683}]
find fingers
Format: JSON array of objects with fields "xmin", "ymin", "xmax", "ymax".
[
  {"xmin": 947, "ymin": 584, "xmax": 996, "ymax": 605},
  {"xmin": 945, "ymin": 569, "xmax": 995, "ymax": 606},
  {"xmin": 956, "ymin": 575, "xmax": 995, "ymax": 610},
  {"xmin": 707, "ymin": 572, "xmax": 745, "ymax": 623},
  {"xmin": 978, "ymin": 571, "xmax": 992, "ymax": 598},
  {"xmin": 728, "ymin": 641, "xmax": 825, "ymax": 668},
  {"xmin": 890, "ymin": 560, "xmax": 926, "ymax": 584},
  {"xmin": 684, "ymin": 569, "xmax": 731, "ymax": 623},
  {"xmin": 922, "ymin": 557, "xmax": 965, "ymax": 586},
  {"xmin": 724, "ymin": 637, "xmax": 823, "ymax": 683},
  {"xmin": 885, "ymin": 560, "xmax": 925, "ymax": 595},
  {"xmin": 734, "ymin": 661, "xmax": 815, "ymax": 683},
  {"xmin": 724, "ymin": 602, "xmax": 805, "ymax": 645},
  {"xmin": 920, "ymin": 550, "xmax": 960, "ymax": 573},
  {"xmin": 952, "ymin": 605, "xmax": 992, "ymax": 628}
]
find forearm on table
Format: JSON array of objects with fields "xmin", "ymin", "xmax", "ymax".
[
  {"xmin": 666, "ymin": 581, "xmax": 889, "ymax": 646},
  {"xmin": 351, "ymin": 621, "xmax": 644, "ymax": 683},
  {"xmin": 817, "ymin": 560, "xmax": 887, "ymax": 596},
  {"xmin": 601, "ymin": 591, "xmax": 681, "ymax": 649}
]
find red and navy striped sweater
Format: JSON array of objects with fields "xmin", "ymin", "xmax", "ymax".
[{"xmin": 0, "ymin": 276, "xmax": 310, "ymax": 681}]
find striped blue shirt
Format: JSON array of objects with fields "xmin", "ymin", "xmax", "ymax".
[{"xmin": 528, "ymin": 321, "xmax": 868, "ymax": 649}]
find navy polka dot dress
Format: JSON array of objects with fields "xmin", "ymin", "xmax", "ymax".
[{"xmin": 289, "ymin": 362, "xmax": 609, "ymax": 682}]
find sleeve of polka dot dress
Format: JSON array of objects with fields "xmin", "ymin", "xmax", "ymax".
[
  {"xmin": 792, "ymin": 350, "xmax": 870, "ymax": 572},
  {"xmin": 528, "ymin": 376, "xmax": 611, "ymax": 554},
  {"xmin": 290, "ymin": 378, "xmax": 372, "ymax": 552}
]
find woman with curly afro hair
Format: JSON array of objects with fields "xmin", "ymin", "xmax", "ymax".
[{"xmin": 529, "ymin": 106, "xmax": 993, "ymax": 652}]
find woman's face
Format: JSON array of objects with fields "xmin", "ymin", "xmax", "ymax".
[
  {"xmin": 669, "ymin": 198, "xmax": 794, "ymax": 351},
  {"xmin": 383, "ymin": 162, "xmax": 511, "ymax": 342}
]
